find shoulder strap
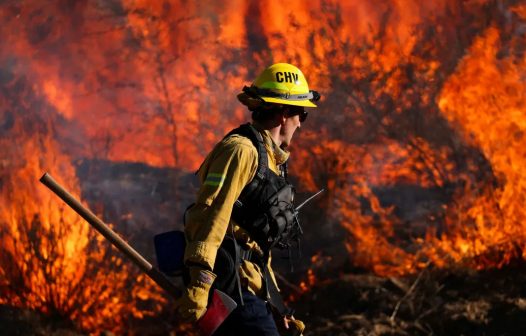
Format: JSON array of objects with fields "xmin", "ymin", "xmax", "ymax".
[{"xmin": 225, "ymin": 123, "xmax": 268, "ymax": 179}]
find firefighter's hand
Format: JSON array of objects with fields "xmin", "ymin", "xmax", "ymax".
[
  {"xmin": 175, "ymin": 267, "xmax": 216, "ymax": 323},
  {"xmin": 282, "ymin": 315, "xmax": 305, "ymax": 336}
]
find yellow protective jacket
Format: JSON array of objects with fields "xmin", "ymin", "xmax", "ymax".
[{"xmin": 184, "ymin": 124, "xmax": 289, "ymax": 296}]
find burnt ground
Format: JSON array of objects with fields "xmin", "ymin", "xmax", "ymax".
[{"xmin": 291, "ymin": 263, "xmax": 526, "ymax": 336}]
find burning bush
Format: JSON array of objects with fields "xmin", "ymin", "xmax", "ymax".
[{"xmin": 0, "ymin": 74, "xmax": 165, "ymax": 333}]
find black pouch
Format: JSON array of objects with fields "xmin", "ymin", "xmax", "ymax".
[{"xmin": 212, "ymin": 236, "xmax": 238, "ymax": 298}]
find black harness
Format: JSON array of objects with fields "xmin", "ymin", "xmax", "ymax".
[
  {"xmin": 213, "ymin": 123, "xmax": 300, "ymax": 316},
  {"xmin": 228, "ymin": 123, "xmax": 298, "ymax": 252}
]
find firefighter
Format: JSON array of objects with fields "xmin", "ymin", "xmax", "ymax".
[{"xmin": 177, "ymin": 63, "xmax": 320, "ymax": 335}]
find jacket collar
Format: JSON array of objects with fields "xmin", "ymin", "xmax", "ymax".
[{"xmin": 252, "ymin": 123, "xmax": 290, "ymax": 166}]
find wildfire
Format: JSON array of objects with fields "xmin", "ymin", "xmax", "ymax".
[
  {"xmin": 0, "ymin": 112, "xmax": 163, "ymax": 331},
  {"xmin": 0, "ymin": 130, "xmax": 165, "ymax": 332},
  {"xmin": 288, "ymin": 1, "xmax": 526, "ymax": 277},
  {"xmin": 2, "ymin": 0, "xmax": 526, "ymax": 331},
  {"xmin": 0, "ymin": 5, "xmax": 166, "ymax": 331},
  {"xmin": 435, "ymin": 13, "xmax": 526, "ymax": 268}
]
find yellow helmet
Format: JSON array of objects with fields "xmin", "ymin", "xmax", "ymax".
[{"xmin": 238, "ymin": 63, "xmax": 320, "ymax": 109}]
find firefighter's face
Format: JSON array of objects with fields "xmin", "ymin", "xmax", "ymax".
[{"xmin": 280, "ymin": 108, "xmax": 302, "ymax": 148}]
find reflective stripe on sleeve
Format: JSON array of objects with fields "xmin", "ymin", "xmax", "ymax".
[{"xmin": 203, "ymin": 173, "xmax": 226, "ymax": 187}]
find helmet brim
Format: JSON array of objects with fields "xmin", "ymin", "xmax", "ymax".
[{"xmin": 260, "ymin": 96, "xmax": 317, "ymax": 108}]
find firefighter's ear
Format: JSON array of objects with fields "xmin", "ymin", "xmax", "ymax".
[{"xmin": 280, "ymin": 107, "xmax": 288, "ymax": 126}]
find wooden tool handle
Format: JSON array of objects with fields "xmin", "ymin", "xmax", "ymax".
[{"xmin": 39, "ymin": 172, "xmax": 181, "ymax": 298}]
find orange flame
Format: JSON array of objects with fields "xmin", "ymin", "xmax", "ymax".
[
  {"xmin": 435, "ymin": 14, "xmax": 526, "ymax": 268},
  {"xmin": 0, "ymin": 79, "xmax": 164, "ymax": 333},
  {"xmin": 2, "ymin": 0, "xmax": 526, "ymax": 317},
  {"xmin": 292, "ymin": 2, "xmax": 526, "ymax": 277}
]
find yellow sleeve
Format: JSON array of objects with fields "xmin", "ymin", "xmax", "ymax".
[{"xmin": 184, "ymin": 139, "xmax": 258, "ymax": 270}]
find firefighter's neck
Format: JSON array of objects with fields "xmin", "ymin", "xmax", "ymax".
[{"xmin": 252, "ymin": 120, "xmax": 283, "ymax": 147}]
